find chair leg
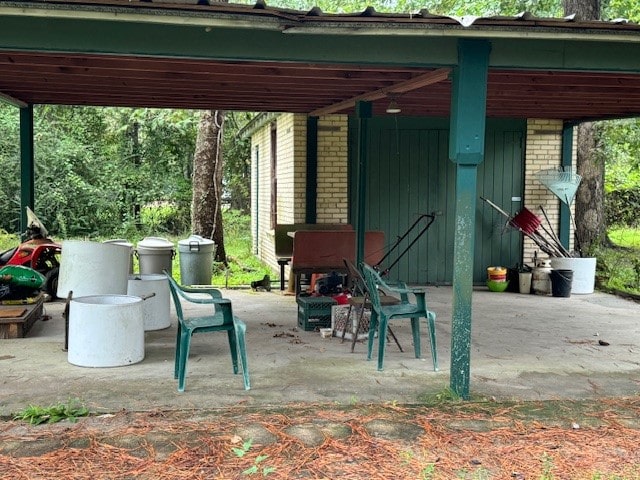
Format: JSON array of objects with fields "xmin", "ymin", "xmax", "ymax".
[
  {"xmin": 341, "ymin": 304, "xmax": 353, "ymax": 343},
  {"xmin": 366, "ymin": 310, "xmax": 379, "ymax": 361},
  {"xmin": 235, "ymin": 322, "xmax": 251, "ymax": 390},
  {"xmin": 350, "ymin": 306, "xmax": 366, "ymax": 353},
  {"xmin": 174, "ymin": 322, "xmax": 182, "ymax": 379},
  {"xmin": 226, "ymin": 328, "xmax": 239, "ymax": 374},
  {"xmin": 410, "ymin": 317, "xmax": 421, "ymax": 359},
  {"xmin": 427, "ymin": 310, "xmax": 438, "ymax": 371},
  {"xmin": 377, "ymin": 316, "xmax": 389, "ymax": 371},
  {"xmin": 177, "ymin": 329, "xmax": 192, "ymax": 393}
]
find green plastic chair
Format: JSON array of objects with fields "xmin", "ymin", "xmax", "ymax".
[
  {"xmin": 361, "ymin": 263, "xmax": 438, "ymax": 372},
  {"xmin": 164, "ymin": 272, "xmax": 250, "ymax": 392}
]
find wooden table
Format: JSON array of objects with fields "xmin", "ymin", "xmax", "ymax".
[{"xmin": 0, "ymin": 295, "xmax": 45, "ymax": 339}]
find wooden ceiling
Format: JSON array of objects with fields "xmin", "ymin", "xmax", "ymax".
[
  {"xmin": 2, "ymin": 0, "xmax": 640, "ymax": 121},
  {"xmin": 2, "ymin": 50, "xmax": 640, "ymax": 121}
]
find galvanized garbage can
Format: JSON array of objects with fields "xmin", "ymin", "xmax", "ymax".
[
  {"xmin": 178, "ymin": 235, "xmax": 215, "ymax": 285},
  {"xmin": 136, "ymin": 237, "xmax": 175, "ymax": 275}
]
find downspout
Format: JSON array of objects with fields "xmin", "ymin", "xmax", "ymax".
[
  {"xmin": 20, "ymin": 104, "xmax": 34, "ymax": 235},
  {"xmin": 253, "ymin": 145, "xmax": 259, "ymax": 255},
  {"xmin": 560, "ymin": 123, "xmax": 575, "ymax": 250},
  {"xmin": 305, "ymin": 116, "xmax": 318, "ymax": 223}
]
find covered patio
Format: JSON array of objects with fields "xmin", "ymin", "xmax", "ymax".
[
  {"xmin": 2, "ymin": 0, "xmax": 640, "ymax": 399},
  {"xmin": 2, "ymin": 287, "xmax": 639, "ymax": 416}
]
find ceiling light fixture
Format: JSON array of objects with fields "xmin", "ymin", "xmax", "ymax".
[{"xmin": 386, "ymin": 97, "xmax": 401, "ymax": 114}]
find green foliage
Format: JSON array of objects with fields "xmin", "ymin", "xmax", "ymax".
[
  {"xmin": 605, "ymin": 189, "xmax": 640, "ymax": 228},
  {"xmin": 14, "ymin": 399, "xmax": 89, "ymax": 425},
  {"xmin": 211, "ymin": 210, "xmax": 272, "ymax": 288},
  {"xmin": 540, "ymin": 452, "xmax": 555, "ymax": 480},
  {"xmin": 592, "ymin": 232, "xmax": 640, "ymax": 294},
  {"xmin": 236, "ymin": 0, "xmax": 562, "ymax": 16},
  {"xmin": 140, "ymin": 202, "xmax": 190, "ymax": 236},
  {"xmin": 0, "ymin": 229, "xmax": 19, "ymax": 252},
  {"xmin": 609, "ymin": 227, "xmax": 640, "ymax": 249},
  {"xmin": 417, "ymin": 386, "xmax": 463, "ymax": 405},
  {"xmin": 0, "ymin": 105, "xmax": 21, "ymax": 232},
  {"xmin": 224, "ymin": 112, "xmax": 254, "ymax": 213},
  {"xmin": 233, "ymin": 438, "xmax": 254, "ymax": 457},
  {"xmin": 232, "ymin": 438, "xmax": 276, "ymax": 477},
  {"xmin": 606, "ymin": 0, "xmax": 640, "ymax": 21}
]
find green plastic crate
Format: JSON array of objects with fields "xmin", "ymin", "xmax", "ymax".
[{"xmin": 296, "ymin": 296, "xmax": 337, "ymax": 331}]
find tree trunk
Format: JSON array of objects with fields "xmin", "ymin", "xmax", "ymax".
[
  {"xmin": 574, "ymin": 123, "xmax": 606, "ymax": 252},
  {"xmin": 191, "ymin": 109, "xmax": 227, "ymax": 264},
  {"xmin": 563, "ymin": 0, "xmax": 605, "ymax": 255}
]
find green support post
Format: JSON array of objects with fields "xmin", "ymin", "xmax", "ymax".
[
  {"xmin": 20, "ymin": 104, "xmax": 35, "ymax": 235},
  {"xmin": 355, "ymin": 101, "xmax": 372, "ymax": 267},
  {"xmin": 448, "ymin": 39, "xmax": 491, "ymax": 400},
  {"xmin": 560, "ymin": 124, "xmax": 574, "ymax": 249}
]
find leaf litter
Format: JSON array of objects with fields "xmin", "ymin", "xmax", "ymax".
[{"xmin": 0, "ymin": 399, "xmax": 639, "ymax": 479}]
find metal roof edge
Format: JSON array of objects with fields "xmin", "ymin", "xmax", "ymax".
[{"xmin": 2, "ymin": 0, "xmax": 639, "ymax": 41}]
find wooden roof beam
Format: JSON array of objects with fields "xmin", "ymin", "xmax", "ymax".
[
  {"xmin": 0, "ymin": 91, "xmax": 27, "ymax": 108},
  {"xmin": 309, "ymin": 67, "xmax": 451, "ymax": 116}
]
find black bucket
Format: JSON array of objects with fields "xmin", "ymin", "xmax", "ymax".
[{"xmin": 550, "ymin": 269, "xmax": 573, "ymax": 297}]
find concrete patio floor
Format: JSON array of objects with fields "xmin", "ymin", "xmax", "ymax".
[{"xmin": 1, "ymin": 286, "xmax": 639, "ymax": 416}]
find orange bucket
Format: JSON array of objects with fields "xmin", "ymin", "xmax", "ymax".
[{"xmin": 487, "ymin": 266, "xmax": 507, "ymax": 282}]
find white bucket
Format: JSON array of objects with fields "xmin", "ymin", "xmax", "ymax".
[
  {"xmin": 550, "ymin": 257, "xmax": 597, "ymax": 294},
  {"xmin": 127, "ymin": 274, "xmax": 171, "ymax": 331},
  {"xmin": 103, "ymin": 239, "xmax": 134, "ymax": 274},
  {"xmin": 57, "ymin": 241, "xmax": 130, "ymax": 298},
  {"xmin": 68, "ymin": 295, "xmax": 144, "ymax": 367}
]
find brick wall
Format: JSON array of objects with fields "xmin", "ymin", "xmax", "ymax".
[
  {"xmin": 317, "ymin": 115, "xmax": 349, "ymax": 223},
  {"xmin": 254, "ymin": 115, "xmax": 575, "ymax": 277},
  {"xmin": 251, "ymin": 113, "xmax": 349, "ymax": 276},
  {"xmin": 523, "ymin": 119, "xmax": 576, "ymax": 265}
]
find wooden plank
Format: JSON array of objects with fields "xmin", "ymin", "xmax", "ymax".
[
  {"xmin": 0, "ymin": 308, "xmax": 27, "ymax": 319},
  {"xmin": 0, "ymin": 297, "xmax": 44, "ymax": 339}
]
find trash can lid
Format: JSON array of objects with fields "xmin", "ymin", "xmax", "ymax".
[
  {"xmin": 137, "ymin": 236, "xmax": 175, "ymax": 250},
  {"xmin": 178, "ymin": 235, "xmax": 215, "ymax": 253},
  {"xmin": 178, "ymin": 234, "xmax": 215, "ymax": 247}
]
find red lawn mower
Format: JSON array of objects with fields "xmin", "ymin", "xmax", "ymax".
[{"xmin": 0, "ymin": 208, "xmax": 61, "ymax": 297}]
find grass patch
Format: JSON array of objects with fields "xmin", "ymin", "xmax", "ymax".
[
  {"xmin": 210, "ymin": 210, "xmax": 272, "ymax": 288},
  {"xmin": 609, "ymin": 227, "xmax": 640, "ymax": 249},
  {"xmin": 593, "ymin": 230, "xmax": 640, "ymax": 295}
]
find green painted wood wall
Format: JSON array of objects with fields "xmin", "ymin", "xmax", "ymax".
[{"xmin": 348, "ymin": 117, "xmax": 525, "ymax": 284}]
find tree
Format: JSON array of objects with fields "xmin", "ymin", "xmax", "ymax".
[
  {"xmin": 563, "ymin": 0, "xmax": 607, "ymax": 254},
  {"xmin": 223, "ymin": 112, "xmax": 253, "ymax": 213},
  {"xmin": 191, "ymin": 110, "xmax": 227, "ymax": 264}
]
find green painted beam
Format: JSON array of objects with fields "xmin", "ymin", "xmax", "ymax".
[
  {"xmin": 449, "ymin": 39, "xmax": 490, "ymax": 400},
  {"xmin": 559, "ymin": 124, "xmax": 574, "ymax": 249},
  {"xmin": 2, "ymin": 14, "xmax": 640, "ymax": 72},
  {"xmin": 355, "ymin": 101, "xmax": 372, "ymax": 267},
  {"xmin": 19, "ymin": 104, "xmax": 34, "ymax": 235},
  {"xmin": 0, "ymin": 15, "xmax": 456, "ymax": 67}
]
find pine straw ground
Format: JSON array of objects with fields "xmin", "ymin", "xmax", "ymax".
[{"xmin": 1, "ymin": 398, "xmax": 639, "ymax": 479}]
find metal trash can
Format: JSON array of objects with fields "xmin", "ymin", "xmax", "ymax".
[
  {"xmin": 136, "ymin": 237, "xmax": 175, "ymax": 275},
  {"xmin": 178, "ymin": 234, "xmax": 215, "ymax": 285}
]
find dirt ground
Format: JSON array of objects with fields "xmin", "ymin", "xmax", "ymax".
[{"xmin": 1, "ymin": 398, "xmax": 639, "ymax": 479}]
